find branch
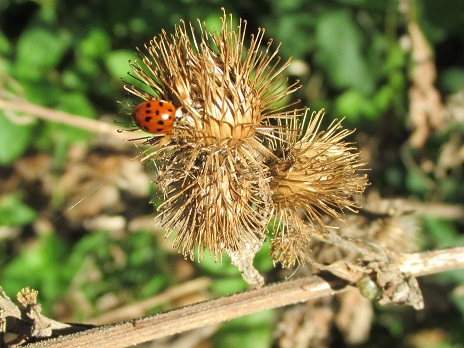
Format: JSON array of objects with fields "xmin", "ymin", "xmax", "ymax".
[
  {"xmin": 86, "ymin": 277, "xmax": 212, "ymax": 325},
  {"xmin": 0, "ymin": 99, "xmax": 125, "ymax": 139},
  {"xmin": 10, "ymin": 246, "xmax": 463, "ymax": 348}
]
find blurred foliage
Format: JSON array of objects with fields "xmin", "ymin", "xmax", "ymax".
[
  {"xmin": 0, "ymin": 0, "xmax": 463, "ymax": 347},
  {"xmin": 212, "ymin": 310, "xmax": 276, "ymax": 348},
  {"xmin": 0, "ymin": 194, "xmax": 37, "ymax": 225}
]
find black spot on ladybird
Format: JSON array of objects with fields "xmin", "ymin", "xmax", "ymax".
[
  {"xmin": 145, "ymin": 117, "xmax": 152, "ymax": 122},
  {"xmin": 158, "ymin": 120, "xmax": 165, "ymax": 125}
]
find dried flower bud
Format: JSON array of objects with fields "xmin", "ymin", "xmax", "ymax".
[
  {"xmin": 122, "ymin": 11, "xmax": 368, "ymax": 270},
  {"xmin": 269, "ymin": 110, "xmax": 369, "ymax": 267},
  {"xmin": 123, "ymin": 11, "xmax": 303, "ymax": 262}
]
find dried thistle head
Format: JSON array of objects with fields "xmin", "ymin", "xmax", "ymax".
[
  {"xmin": 269, "ymin": 110, "xmax": 369, "ymax": 267},
  {"xmin": 122, "ymin": 11, "xmax": 369, "ymax": 270},
  {"xmin": 124, "ymin": 11, "xmax": 300, "ymax": 148},
  {"xmin": 123, "ymin": 11, "xmax": 303, "ymax": 261}
]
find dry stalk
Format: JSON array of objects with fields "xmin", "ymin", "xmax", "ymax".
[
  {"xmin": 0, "ymin": 99, "xmax": 123, "ymax": 138},
  {"xmin": 0, "ymin": 246, "xmax": 460, "ymax": 348}
]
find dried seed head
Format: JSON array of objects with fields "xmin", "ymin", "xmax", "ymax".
[
  {"xmin": 155, "ymin": 144, "xmax": 272, "ymax": 259},
  {"xmin": 122, "ymin": 11, "xmax": 369, "ymax": 268},
  {"xmin": 269, "ymin": 110, "xmax": 369, "ymax": 267},
  {"xmin": 124, "ymin": 11, "xmax": 301, "ymax": 149},
  {"xmin": 269, "ymin": 224, "xmax": 314, "ymax": 268},
  {"xmin": 123, "ymin": 10, "xmax": 304, "ymax": 261}
]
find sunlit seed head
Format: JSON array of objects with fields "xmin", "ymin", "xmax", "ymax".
[
  {"xmin": 121, "ymin": 11, "xmax": 369, "ymax": 267},
  {"xmin": 124, "ymin": 10, "xmax": 303, "ymax": 149},
  {"xmin": 122, "ymin": 10, "xmax": 306, "ymax": 261},
  {"xmin": 269, "ymin": 109, "xmax": 369, "ymax": 267}
]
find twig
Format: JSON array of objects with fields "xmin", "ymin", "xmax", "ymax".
[
  {"xmin": 22, "ymin": 246, "xmax": 464, "ymax": 348},
  {"xmin": 0, "ymin": 99, "xmax": 125, "ymax": 139},
  {"xmin": 24, "ymin": 276, "xmax": 347, "ymax": 348},
  {"xmin": 398, "ymin": 247, "xmax": 464, "ymax": 277},
  {"xmin": 87, "ymin": 277, "xmax": 212, "ymax": 325}
]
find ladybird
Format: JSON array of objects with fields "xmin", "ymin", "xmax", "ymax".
[{"xmin": 131, "ymin": 100, "xmax": 180, "ymax": 134}]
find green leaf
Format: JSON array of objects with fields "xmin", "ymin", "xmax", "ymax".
[
  {"xmin": 213, "ymin": 310, "xmax": 275, "ymax": 348},
  {"xmin": 1, "ymin": 233, "xmax": 69, "ymax": 314},
  {"xmin": 105, "ymin": 50, "xmax": 136, "ymax": 80},
  {"xmin": 66, "ymin": 232, "xmax": 113, "ymax": 276},
  {"xmin": 78, "ymin": 28, "xmax": 111, "ymax": 59},
  {"xmin": 440, "ymin": 67, "xmax": 464, "ymax": 93},
  {"xmin": 57, "ymin": 92, "xmax": 96, "ymax": 118},
  {"xmin": 0, "ymin": 111, "xmax": 36, "ymax": 165},
  {"xmin": 315, "ymin": 10, "xmax": 374, "ymax": 93},
  {"xmin": 50, "ymin": 92, "xmax": 95, "ymax": 142},
  {"xmin": 0, "ymin": 194, "xmax": 37, "ymax": 226},
  {"xmin": 335, "ymin": 89, "xmax": 377, "ymax": 121},
  {"xmin": 31, "ymin": 93, "xmax": 95, "ymax": 162},
  {"xmin": 203, "ymin": 14, "xmax": 227, "ymax": 33},
  {"xmin": 263, "ymin": 13, "xmax": 315, "ymax": 59},
  {"xmin": 422, "ymin": 0, "xmax": 464, "ymax": 42},
  {"xmin": 66, "ymin": 232, "xmax": 169, "ymax": 303},
  {"xmin": 61, "ymin": 69, "xmax": 86, "ymax": 90},
  {"xmin": 0, "ymin": 30, "xmax": 11, "ymax": 54},
  {"xmin": 210, "ymin": 278, "xmax": 248, "ymax": 296},
  {"xmin": 14, "ymin": 27, "xmax": 70, "ymax": 81},
  {"xmin": 20, "ymin": 80, "xmax": 63, "ymax": 105},
  {"xmin": 424, "ymin": 217, "xmax": 464, "ymax": 248},
  {"xmin": 373, "ymin": 85, "xmax": 394, "ymax": 113},
  {"xmin": 406, "ymin": 171, "xmax": 432, "ymax": 195},
  {"xmin": 253, "ymin": 240, "xmax": 274, "ymax": 272},
  {"xmin": 196, "ymin": 253, "xmax": 241, "ymax": 276}
]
